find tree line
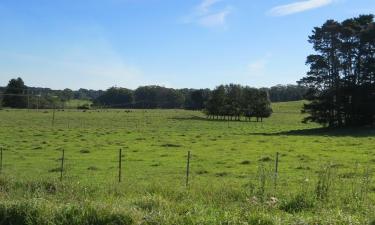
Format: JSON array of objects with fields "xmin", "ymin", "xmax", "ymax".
[
  {"xmin": 0, "ymin": 78, "xmax": 104, "ymax": 109},
  {"xmin": 299, "ymin": 14, "xmax": 375, "ymax": 127},
  {"xmin": 1, "ymin": 77, "xmax": 299, "ymax": 111}
]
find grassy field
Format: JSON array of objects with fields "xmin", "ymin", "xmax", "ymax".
[{"xmin": 0, "ymin": 101, "xmax": 374, "ymax": 224}]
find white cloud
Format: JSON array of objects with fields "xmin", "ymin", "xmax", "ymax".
[
  {"xmin": 197, "ymin": 0, "xmax": 222, "ymax": 14},
  {"xmin": 268, "ymin": 0, "xmax": 334, "ymax": 16},
  {"xmin": 198, "ymin": 8, "xmax": 231, "ymax": 27},
  {"xmin": 248, "ymin": 54, "xmax": 272, "ymax": 76},
  {"xmin": 183, "ymin": 0, "xmax": 232, "ymax": 28}
]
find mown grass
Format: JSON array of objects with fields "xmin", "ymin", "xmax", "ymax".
[{"xmin": 0, "ymin": 101, "xmax": 374, "ymax": 224}]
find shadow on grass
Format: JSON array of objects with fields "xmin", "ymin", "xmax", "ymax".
[
  {"xmin": 171, "ymin": 116, "xmax": 260, "ymax": 123},
  {"xmin": 248, "ymin": 127, "xmax": 375, "ymax": 137}
]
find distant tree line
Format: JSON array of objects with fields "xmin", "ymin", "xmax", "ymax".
[
  {"xmin": 299, "ymin": 15, "xmax": 375, "ymax": 127},
  {"xmin": 93, "ymin": 86, "xmax": 211, "ymax": 109},
  {"xmin": 0, "ymin": 78, "xmax": 104, "ymax": 109},
  {"xmin": 205, "ymin": 84, "xmax": 272, "ymax": 121},
  {"xmin": 1, "ymin": 77, "xmax": 300, "ymax": 112},
  {"xmin": 264, "ymin": 85, "xmax": 308, "ymax": 102}
]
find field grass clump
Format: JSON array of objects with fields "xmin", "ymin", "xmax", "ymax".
[
  {"xmin": 246, "ymin": 214, "xmax": 275, "ymax": 225},
  {"xmin": 0, "ymin": 200, "xmax": 133, "ymax": 225},
  {"xmin": 279, "ymin": 194, "xmax": 315, "ymax": 213}
]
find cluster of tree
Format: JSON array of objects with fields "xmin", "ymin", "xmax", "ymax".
[
  {"xmin": 299, "ymin": 15, "xmax": 375, "ymax": 127},
  {"xmin": 205, "ymin": 84, "xmax": 272, "ymax": 121},
  {"xmin": 93, "ymin": 86, "xmax": 209, "ymax": 109},
  {"xmin": 264, "ymin": 85, "xmax": 308, "ymax": 102}
]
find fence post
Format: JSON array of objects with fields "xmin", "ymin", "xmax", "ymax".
[
  {"xmin": 274, "ymin": 152, "xmax": 279, "ymax": 189},
  {"xmin": 60, "ymin": 149, "xmax": 65, "ymax": 181},
  {"xmin": 186, "ymin": 151, "xmax": 191, "ymax": 188},
  {"xmin": 118, "ymin": 148, "xmax": 122, "ymax": 183}
]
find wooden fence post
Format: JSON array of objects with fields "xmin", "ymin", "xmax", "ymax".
[
  {"xmin": 118, "ymin": 148, "xmax": 122, "ymax": 183},
  {"xmin": 60, "ymin": 149, "xmax": 65, "ymax": 181},
  {"xmin": 186, "ymin": 151, "xmax": 191, "ymax": 188}
]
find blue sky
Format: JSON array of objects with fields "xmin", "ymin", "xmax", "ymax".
[{"xmin": 0, "ymin": 0, "xmax": 373, "ymax": 90}]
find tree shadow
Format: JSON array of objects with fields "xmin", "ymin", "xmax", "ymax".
[
  {"xmin": 171, "ymin": 116, "xmax": 260, "ymax": 123},
  {"xmin": 248, "ymin": 127, "xmax": 375, "ymax": 137}
]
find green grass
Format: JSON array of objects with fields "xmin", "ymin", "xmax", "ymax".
[{"xmin": 0, "ymin": 101, "xmax": 374, "ymax": 224}]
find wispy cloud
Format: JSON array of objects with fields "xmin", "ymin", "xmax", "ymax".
[
  {"xmin": 183, "ymin": 0, "xmax": 232, "ymax": 28},
  {"xmin": 248, "ymin": 54, "xmax": 272, "ymax": 76},
  {"xmin": 268, "ymin": 0, "xmax": 334, "ymax": 16}
]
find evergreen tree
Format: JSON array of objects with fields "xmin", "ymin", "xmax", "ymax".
[{"xmin": 299, "ymin": 15, "xmax": 375, "ymax": 127}]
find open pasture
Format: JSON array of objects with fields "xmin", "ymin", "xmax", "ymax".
[{"xmin": 0, "ymin": 101, "xmax": 374, "ymax": 224}]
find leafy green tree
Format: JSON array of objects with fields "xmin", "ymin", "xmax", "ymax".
[
  {"xmin": 205, "ymin": 84, "xmax": 272, "ymax": 122},
  {"xmin": 2, "ymin": 77, "xmax": 28, "ymax": 108},
  {"xmin": 241, "ymin": 87, "xmax": 258, "ymax": 121},
  {"xmin": 225, "ymin": 84, "xmax": 242, "ymax": 120},
  {"xmin": 94, "ymin": 87, "xmax": 134, "ymax": 108},
  {"xmin": 252, "ymin": 90, "xmax": 272, "ymax": 122},
  {"xmin": 205, "ymin": 85, "xmax": 226, "ymax": 119},
  {"xmin": 188, "ymin": 89, "xmax": 210, "ymax": 110}
]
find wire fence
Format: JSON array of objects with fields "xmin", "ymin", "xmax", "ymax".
[{"xmin": 0, "ymin": 144, "xmax": 373, "ymax": 192}]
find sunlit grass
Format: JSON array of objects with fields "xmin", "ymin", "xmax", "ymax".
[{"xmin": 0, "ymin": 101, "xmax": 374, "ymax": 224}]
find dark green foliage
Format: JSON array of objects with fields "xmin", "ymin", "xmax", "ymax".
[
  {"xmin": 134, "ymin": 85, "xmax": 185, "ymax": 109},
  {"xmin": 205, "ymin": 84, "xmax": 272, "ymax": 121},
  {"xmin": 299, "ymin": 15, "xmax": 375, "ymax": 127},
  {"xmin": 0, "ymin": 77, "xmax": 301, "ymax": 110},
  {"xmin": 94, "ymin": 87, "xmax": 134, "ymax": 108},
  {"xmin": 2, "ymin": 77, "xmax": 27, "ymax": 108},
  {"xmin": 266, "ymin": 84, "xmax": 308, "ymax": 102},
  {"xmin": 184, "ymin": 89, "xmax": 210, "ymax": 110}
]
